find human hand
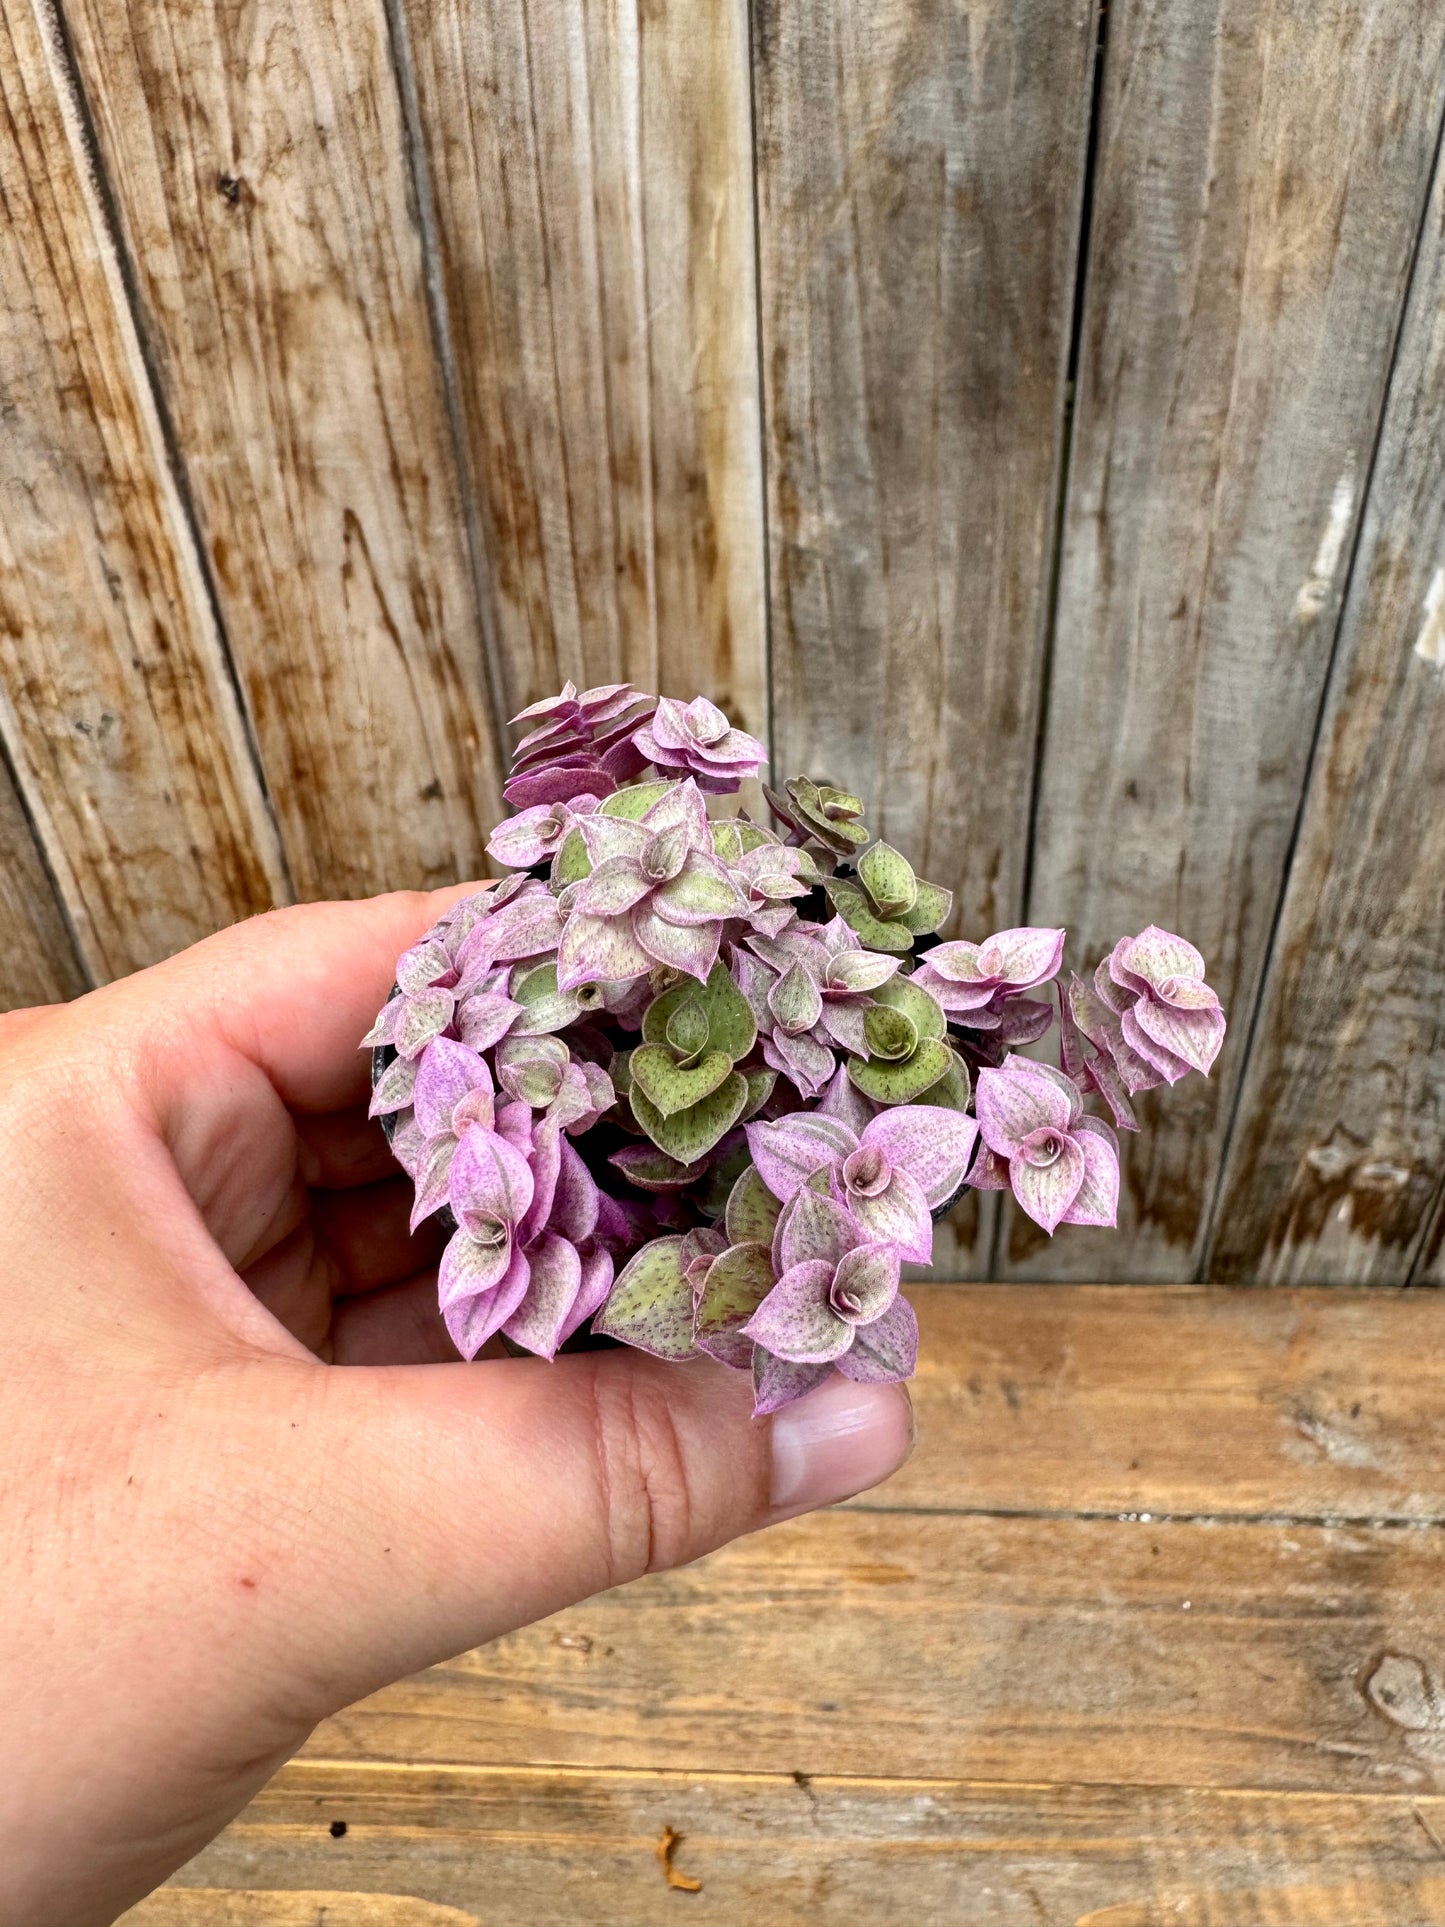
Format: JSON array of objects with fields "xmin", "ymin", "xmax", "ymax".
[{"xmin": 0, "ymin": 889, "xmax": 913, "ymax": 1926}]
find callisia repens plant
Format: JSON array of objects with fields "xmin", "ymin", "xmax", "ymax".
[{"xmin": 365, "ymin": 686, "xmax": 1227, "ymax": 1414}]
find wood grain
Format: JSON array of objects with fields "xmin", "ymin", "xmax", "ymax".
[
  {"xmin": 1008, "ymin": 0, "xmax": 1445, "ymax": 1282},
  {"xmin": 400, "ymin": 0, "xmax": 766, "ymax": 737},
  {"xmin": 128, "ymin": 1764, "xmax": 1445, "ymax": 1927},
  {"xmin": 878, "ymin": 1284, "xmax": 1445, "ymax": 1522},
  {"xmin": 753, "ymin": 0, "xmax": 1098, "ymax": 1277},
  {"xmin": 61, "ymin": 0, "xmax": 505, "ymax": 900},
  {"xmin": 755, "ymin": 0, "xmax": 1097, "ymax": 929},
  {"xmin": 1208, "ymin": 134, "xmax": 1445, "ymax": 1287},
  {"xmin": 0, "ymin": 0, "xmax": 288, "ymax": 978},
  {"xmin": 0, "ymin": 751, "xmax": 86, "ymax": 1008},
  {"xmin": 302, "ymin": 1506, "xmax": 1445, "ymax": 1793}
]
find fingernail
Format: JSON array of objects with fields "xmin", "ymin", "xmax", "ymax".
[{"xmin": 769, "ymin": 1377, "xmax": 915, "ymax": 1514}]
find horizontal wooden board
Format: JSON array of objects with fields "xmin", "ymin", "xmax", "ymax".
[
  {"xmin": 889, "ymin": 1283, "xmax": 1445, "ymax": 1522},
  {"xmin": 401, "ymin": 0, "xmax": 766, "ymax": 735},
  {"xmin": 129, "ymin": 1764, "xmax": 1445, "ymax": 1927},
  {"xmin": 62, "ymin": 0, "xmax": 505, "ymax": 901},
  {"xmin": 304, "ymin": 1504, "xmax": 1445, "ymax": 1794},
  {"xmin": 0, "ymin": 0, "xmax": 288, "ymax": 977},
  {"xmin": 1011, "ymin": 0, "xmax": 1445, "ymax": 1283},
  {"xmin": 1208, "ymin": 131, "xmax": 1445, "ymax": 1286}
]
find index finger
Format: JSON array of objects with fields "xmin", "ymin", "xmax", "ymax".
[{"xmin": 124, "ymin": 884, "xmax": 487, "ymax": 1113}]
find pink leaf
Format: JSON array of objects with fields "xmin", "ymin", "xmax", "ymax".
[
  {"xmin": 1061, "ymin": 1117, "xmax": 1120, "ymax": 1227},
  {"xmin": 743, "ymin": 1260, "xmax": 853, "ymax": 1363},
  {"xmin": 776, "ymin": 1185, "xmax": 859, "ymax": 1273},
  {"xmin": 841, "ymin": 1166, "xmax": 934, "ymax": 1265},
  {"xmin": 746, "ymin": 1114, "xmax": 857, "ymax": 1202},
  {"xmin": 862, "ymin": 1105, "xmax": 979, "ymax": 1207},
  {"xmin": 443, "ymin": 1245, "xmax": 532, "ymax": 1359},
  {"xmin": 501, "ymin": 1233, "xmax": 584, "ymax": 1359},
  {"xmin": 1009, "ymin": 1134, "xmax": 1086, "ymax": 1234},
  {"xmin": 835, "ymin": 1294, "xmax": 919, "ymax": 1382},
  {"xmin": 631, "ymin": 904, "xmax": 720, "ymax": 982}
]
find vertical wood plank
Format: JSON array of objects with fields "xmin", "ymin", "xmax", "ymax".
[
  {"xmin": 753, "ymin": 0, "xmax": 1099, "ymax": 1274},
  {"xmin": 0, "ymin": 755, "xmax": 86, "ymax": 1008},
  {"xmin": 1209, "ymin": 137, "xmax": 1445, "ymax": 1286},
  {"xmin": 1006, "ymin": 0, "xmax": 1445, "ymax": 1281},
  {"xmin": 61, "ymin": 0, "xmax": 505, "ymax": 900},
  {"xmin": 0, "ymin": 0, "xmax": 289, "ymax": 978},
  {"xmin": 400, "ymin": 0, "xmax": 766, "ymax": 739}
]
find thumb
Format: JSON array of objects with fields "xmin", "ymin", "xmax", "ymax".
[{"xmin": 264, "ymin": 1347, "xmax": 912, "ymax": 1711}]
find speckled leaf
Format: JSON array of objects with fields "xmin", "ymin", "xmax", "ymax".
[
  {"xmin": 900, "ymin": 879, "xmax": 953, "ymax": 935},
  {"xmin": 630, "ymin": 1072, "xmax": 750, "ymax": 1162},
  {"xmin": 600, "ymin": 780, "xmax": 674, "ymax": 820},
  {"xmin": 643, "ymin": 960, "xmax": 756, "ymax": 1062},
  {"xmin": 752, "ymin": 1350, "xmax": 832, "ymax": 1415},
  {"xmin": 664, "ymin": 998, "xmax": 711, "ymax": 1064},
  {"xmin": 725, "ymin": 1166, "xmax": 784, "ymax": 1247},
  {"xmin": 607, "ymin": 1143, "xmax": 708, "ymax": 1193},
  {"xmin": 858, "ymin": 841, "xmax": 918, "ymax": 918},
  {"xmin": 871, "ymin": 974, "xmax": 947, "ymax": 1040},
  {"xmin": 824, "ymin": 879, "xmax": 914, "ymax": 953},
  {"xmin": 509, "ymin": 961, "xmax": 585, "ymax": 1036},
  {"xmin": 592, "ymin": 1237, "xmax": 697, "ymax": 1359},
  {"xmin": 695, "ymin": 1243, "xmax": 777, "ymax": 1369},
  {"xmin": 915, "ymin": 1048, "xmax": 973, "ymax": 1114},
  {"xmin": 863, "ymin": 1005, "xmax": 917, "ymax": 1062},
  {"xmin": 551, "ymin": 828, "xmax": 592, "ymax": 888},
  {"xmin": 848, "ymin": 1038, "xmax": 953, "ymax": 1104},
  {"xmin": 741, "ymin": 1068, "xmax": 777, "ymax": 1121},
  {"xmin": 630, "ymin": 1044, "xmax": 734, "ymax": 1118}
]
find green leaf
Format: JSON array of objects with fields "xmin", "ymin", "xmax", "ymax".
[
  {"xmin": 915, "ymin": 1046, "xmax": 973, "ymax": 1113},
  {"xmin": 900, "ymin": 877, "xmax": 953, "ymax": 935},
  {"xmin": 643, "ymin": 959, "xmax": 756, "ymax": 1062},
  {"xmin": 600, "ymin": 780, "xmax": 674, "ymax": 820},
  {"xmin": 824, "ymin": 878, "xmax": 914, "ymax": 953},
  {"xmin": 863, "ymin": 1004, "xmax": 917, "ymax": 1062},
  {"xmin": 592, "ymin": 1237, "xmax": 697, "ymax": 1359},
  {"xmin": 871, "ymin": 973, "xmax": 947, "ymax": 1040},
  {"xmin": 509, "ymin": 960, "xmax": 583, "ymax": 1036},
  {"xmin": 630, "ymin": 1044, "xmax": 734, "ymax": 1119},
  {"xmin": 631, "ymin": 1072, "xmax": 749, "ymax": 1162},
  {"xmin": 848, "ymin": 1037, "xmax": 953, "ymax": 1104},
  {"xmin": 551, "ymin": 828, "xmax": 592, "ymax": 888},
  {"xmin": 740, "ymin": 1067, "xmax": 777, "ymax": 1121},
  {"xmin": 725, "ymin": 1166, "xmax": 783, "ymax": 1246},
  {"xmin": 710, "ymin": 821, "xmax": 746, "ymax": 864},
  {"xmin": 664, "ymin": 997, "xmax": 711, "ymax": 1065},
  {"xmin": 695, "ymin": 1243, "xmax": 776, "ymax": 1350},
  {"xmin": 609, "ymin": 1047, "xmax": 634, "ymax": 1096},
  {"xmin": 608, "ymin": 1144, "xmax": 708, "ymax": 1192},
  {"xmin": 858, "ymin": 841, "xmax": 918, "ymax": 918}
]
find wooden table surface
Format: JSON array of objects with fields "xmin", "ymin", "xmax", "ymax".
[{"xmin": 120, "ymin": 1284, "xmax": 1445, "ymax": 1926}]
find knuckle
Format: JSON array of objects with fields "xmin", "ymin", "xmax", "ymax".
[{"xmin": 588, "ymin": 1367, "xmax": 696, "ymax": 1585}]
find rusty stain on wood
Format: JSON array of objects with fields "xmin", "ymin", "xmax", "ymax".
[
  {"xmin": 0, "ymin": 0, "xmax": 289, "ymax": 978},
  {"xmin": 59, "ymin": 0, "xmax": 505, "ymax": 900},
  {"xmin": 1008, "ymin": 0, "xmax": 1445, "ymax": 1283}
]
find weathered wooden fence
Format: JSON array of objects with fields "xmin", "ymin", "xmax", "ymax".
[{"xmin": 2, "ymin": 0, "xmax": 1442, "ymax": 1287}]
